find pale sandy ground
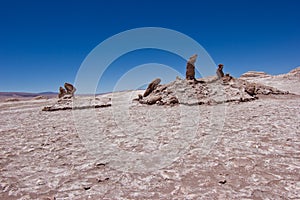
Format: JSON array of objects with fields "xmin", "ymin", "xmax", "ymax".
[{"xmin": 1, "ymin": 71, "xmax": 300, "ymax": 199}]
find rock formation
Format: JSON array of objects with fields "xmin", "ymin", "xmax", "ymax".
[
  {"xmin": 58, "ymin": 87, "xmax": 67, "ymax": 98},
  {"xmin": 240, "ymin": 67, "xmax": 300, "ymax": 95},
  {"xmin": 244, "ymin": 81, "xmax": 288, "ymax": 96},
  {"xmin": 216, "ymin": 64, "xmax": 224, "ymax": 79},
  {"xmin": 136, "ymin": 74, "xmax": 290, "ymax": 106},
  {"xmin": 64, "ymin": 83, "xmax": 76, "ymax": 97},
  {"xmin": 143, "ymin": 78, "xmax": 161, "ymax": 97},
  {"xmin": 58, "ymin": 83, "xmax": 76, "ymax": 99},
  {"xmin": 186, "ymin": 54, "xmax": 197, "ymax": 80}
]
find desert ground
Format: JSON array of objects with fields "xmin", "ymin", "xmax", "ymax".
[{"xmin": 0, "ymin": 68, "xmax": 299, "ymax": 199}]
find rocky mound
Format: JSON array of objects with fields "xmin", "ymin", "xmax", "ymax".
[
  {"xmin": 43, "ymin": 82, "xmax": 111, "ymax": 111},
  {"xmin": 136, "ymin": 76, "xmax": 289, "ymax": 106},
  {"xmin": 282, "ymin": 66, "xmax": 300, "ymax": 78},
  {"xmin": 240, "ymin": 66, "xmax": 300, "ymax": 95}
]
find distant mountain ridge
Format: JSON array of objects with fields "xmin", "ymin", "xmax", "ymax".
[{"xmin": 0, "ymin": 91, "xmax": 57, "ymax": 98}]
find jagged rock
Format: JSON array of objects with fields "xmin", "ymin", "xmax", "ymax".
[
  {"xmin": 58, "ymin": 86, "xmax": 67, "ymax": 99},
  {"xmin": 216, "ymin": 64, "xmax": 224, "ymax": 79},
  {"xmin": 143, "ymin": 78, "xmax": 161, "ymax": 97},
  {"xmin": 64, "ymin": 83, "xmax": 76, "ymax": 97},
  {"xmin": 186, "ymin": 54, "xmax": 197, "ymax": 80}
]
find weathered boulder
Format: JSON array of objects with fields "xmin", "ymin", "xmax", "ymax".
[
  {"xmin": 143, "ymin": 78, "xmax": 161, "ymax": 97},
  {"xmin": 146, "ymin": 95, "xmax": 162, "ymax": 105},
  {"xmin": 64, "ymin": 83, "xmax": 76, "ymax": 97},
  {"xmin": 168, "ymin": 96, "xmax": 179, "ymax": 104},
  {"xmin": 245, "ymin": 83, "xmax": 256, "ymax": 96}
]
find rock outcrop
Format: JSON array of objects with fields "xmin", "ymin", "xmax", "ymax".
[
  {"xmin": 216, "ymin": 64, "xmax": 224, "ymax": 79},
  {"xmin": 64, "ymin": 83, "xmax": 76, "ymax": 97},
  {"xmin": 186, "ymin": 54, "xmax": 197, "ymax": 80},
  {"xmin": 58, "ymin": 83, "xmax": 76, "ymax": 99},
  {"xmin": 43, "ymin": 96, "xmax": 111, "ymax": 111},
  {"xmin": 244, "ymin": 82, "xmax": 288, "ymax": 96},
  {"xmin": 136, "ymin": 75, "xmax": 290, "ymax": 106},
  {"xmin": 240, "ymin": 66, "xmax": 300, "ymax": 95},
  {"xmin": 58, "ymin": 87, "xmax": 67, "ymax": 98},
  {"xmin": 143, "ymin": 78, "xmax": 161, "ymax": 97}
]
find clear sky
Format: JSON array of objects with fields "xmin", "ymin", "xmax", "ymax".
[{"xmin": 0, "ymin": 0, "xmax": 299, "ymax": 93}]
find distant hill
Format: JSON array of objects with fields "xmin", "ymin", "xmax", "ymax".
[{"xmin": 0, "ymin": 92, "xmax": 57, "ymax": 99}]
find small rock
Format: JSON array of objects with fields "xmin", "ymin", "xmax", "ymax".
[
  {"xmin": 218, "ymin": 179, "xmax": 227, "ymax": 184},
  {"xmin": 168, "ymin": 96, "xmax": 179, "ymax": 104},
  {"xmin": 97, "ymin": 177, "xmax": 110, "ymax": 183},
  {"xmin": 83, "ymin": 185, "xmax": 91, "ymax": 190},
  {"xmin": 95, "ymin": 163, "xmax": 106, "ymax": 167}
]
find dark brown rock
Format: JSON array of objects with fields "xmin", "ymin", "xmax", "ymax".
[
  {"xmin": 216, "ymin": 64, "xmax": 224, "ymax": 79},
  {"xmin": 58, "ymin": 87, "xmax": 67, "ymax": 98},
  {"xmin": 186, "ymin": 54, "xmax": 197, "ymax": 80},
  {"xmin": 169, "ymin": 96, "xmax": 179, "ymax": 104},
  {"xmin": 64, "ymin": 83, "xmax": 76, "ymax": 97},
  {"xmin": 222, "ymin": 74, "xmax": 233, "ymax": 83},
  {"xmin": 143, "ymin": 78, "xmax": 161, "ymax": 97}
]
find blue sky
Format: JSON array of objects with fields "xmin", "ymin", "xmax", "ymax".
[{"xmin": 0, "ymin": 0, "xmax": 299, "ymax": 93}]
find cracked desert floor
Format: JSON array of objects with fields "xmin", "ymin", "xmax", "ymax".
[{"xmin": 1, "ymin": 69, "xmax": 300, "ymax": 199}]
